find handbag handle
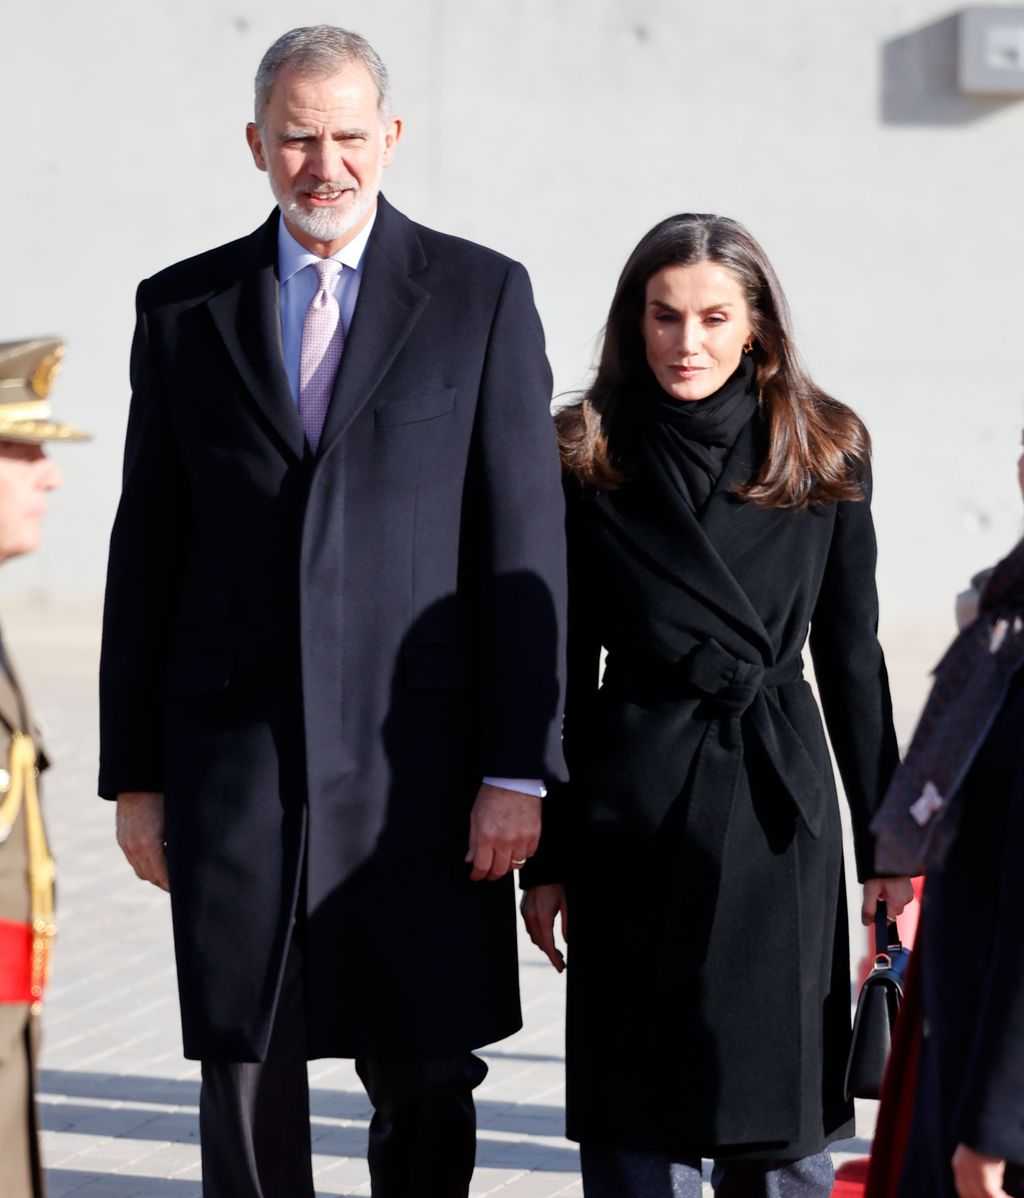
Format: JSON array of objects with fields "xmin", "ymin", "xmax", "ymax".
[{"xmin": 874, "ymin": 899, "xmax": 902, "ymax": 959}]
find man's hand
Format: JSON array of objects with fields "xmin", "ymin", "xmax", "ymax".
[
  {"xmin": 116, "ymin": 792, "xmax": 169, "ymax": 892},
  {"xmin": 521, "ymin": 883, "xmax": 568, "ymax": 972},
  {"xmin": 465, "ymin": 783, "xmax": 540, "ymax": 882},
  {"xmin": 861, "ymin": 876, "xmax": 915, "ymax": 926},
  {"xmin": 952, "ymin": 1143, "xmax": 1008, "ymax": 1198}
]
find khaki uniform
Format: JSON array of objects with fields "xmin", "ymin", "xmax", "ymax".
[
  {"xmin": 0, "ymin": 646, "xmax": 47, "ymax": 1198},
  {"xmin": 0, "ymin": 336, "xmax": 88, "ymax": 1198}
]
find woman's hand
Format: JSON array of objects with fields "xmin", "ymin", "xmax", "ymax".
[
  {"xmin": 952, "ymin": 1143, "xmax": 1009, "ymax": 1198},
  {"xmin": 520, "ymin": 883, "xmax": 569, "ymax": 972},
  {"xmin": 861, "ymin": 876, "xmax": 915, "ymax": 926}
]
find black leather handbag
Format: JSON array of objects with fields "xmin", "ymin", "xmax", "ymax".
[{"xmin": 844, "ymin": 902, "xmax": 911, "ymax": 1101}]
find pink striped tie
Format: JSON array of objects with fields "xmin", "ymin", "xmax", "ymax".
[{"xmin": 298, "ymin": 258, "xmax": 344, "ymax": 453}]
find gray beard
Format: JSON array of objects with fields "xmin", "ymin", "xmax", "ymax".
[{"xmin": 273, "ymin": 171, "xmax": 380, "ymax": 243}]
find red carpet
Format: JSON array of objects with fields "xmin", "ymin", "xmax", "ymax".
[{"xmin": 832, "ymin": 1157, "xmax": 869, "ymax": 1196}]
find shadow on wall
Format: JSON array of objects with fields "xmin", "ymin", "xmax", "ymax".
[{"xmin": 881, "ymin": 10, "xmax": 1023, "ymax": 125}]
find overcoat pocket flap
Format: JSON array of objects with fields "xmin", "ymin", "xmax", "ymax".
[
  {"xmin": 165, "ymin": 652, "xmax": 232, "ymax": 696},
  {"xmin": 403, "ymin": 643, "xmax": 472, "ymax": 691},
  {"xmin": 374, "ymin": 388, "xmax": 456, "ymax": 427},
  {"xmin": 177, "ymin": 583, "xmax": 231, "ymax": 628}
]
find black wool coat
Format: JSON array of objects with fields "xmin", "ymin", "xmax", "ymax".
[
  {"xmin": 533, "ymin": 414, "xmax": 899, "ymax": 1156},
  {"xmin": 899, "ymin": 673, "xmax": 1024, "ymax": 1195},
  {"xmin": 99, "ymin": 197, "xmax": 568, "ymax": 1062}
]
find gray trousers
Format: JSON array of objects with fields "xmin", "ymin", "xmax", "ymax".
[{"xmin": 580, "ymin": 1144, "xmax": 834, "ymax": 1198}]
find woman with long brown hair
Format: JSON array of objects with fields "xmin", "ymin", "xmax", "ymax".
[{"xmin": 521, "ymin": 214, "xmax": 914, "ymax": 1197}]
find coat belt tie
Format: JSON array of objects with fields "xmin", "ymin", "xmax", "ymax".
[
  {"xmin": 682, "ymin": 638, "xmax": 827, "ymax": 836},
  {"xmin": 0, "ymin": 731, "xmax": 56, "ymax": 1013},
  {"xmin": 665, "ymin": 639, "xmax": 828, "ymax": 976}
]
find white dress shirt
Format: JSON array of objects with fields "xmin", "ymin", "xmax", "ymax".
[{"xmin": 274, "ymin": 209, "xmax": 545, "ymax": 803}]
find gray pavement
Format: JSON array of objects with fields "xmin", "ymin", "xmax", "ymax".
[{"xmin": 2, "ymin": 598, "xmax": 918, "ymax": 1197}]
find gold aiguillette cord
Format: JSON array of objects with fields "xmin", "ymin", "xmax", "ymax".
[{"xmin": 0, "ymin": 730, "xmax": 56, "ymax": 1014}]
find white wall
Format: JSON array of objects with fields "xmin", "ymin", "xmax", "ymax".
[{"xmin": 2, "ymin": 1, "xmax": 1022, "ymax": 693}]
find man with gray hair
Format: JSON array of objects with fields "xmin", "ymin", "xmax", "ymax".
[{"xmin": 100, "ymin": 24, "xmax": 567, "ymax": 1198}]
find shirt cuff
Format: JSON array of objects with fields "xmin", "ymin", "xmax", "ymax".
[{"xmin": 482, "ymin": 776, "xmax": 548, "ymax": 798}]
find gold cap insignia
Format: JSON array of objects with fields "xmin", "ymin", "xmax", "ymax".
[
  {"xmin": 29, "ymin": 346, "xmax": 65, "ymax": 399},
  {"xmin": 0, "ymin": 339, "xmax": 90, "ymax": 444}
]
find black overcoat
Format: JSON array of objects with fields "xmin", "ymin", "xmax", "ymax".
[
  {"xmin": 899, "ymin": 674, "xmax": 1024, "ymax": 1195},
  {"xmin": 539, "ymin": 415, "xmax": 898, "ymax": 1156},
  {"xmin": 99, "ymin": 198, "xmax": 567, "ymax": 1062}
]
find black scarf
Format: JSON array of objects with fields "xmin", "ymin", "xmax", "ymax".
[{"xmin": 640, "ymin": 354, "xmax": 758, "ymax": 514}]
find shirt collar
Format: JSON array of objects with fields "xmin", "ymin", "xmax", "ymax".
[{"xmin": 276, "ymin": 207, "xmax": 377, "ymax": 285}]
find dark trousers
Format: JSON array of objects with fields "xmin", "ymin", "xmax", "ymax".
[
  {"xmin": 580, "ymin": 1144, "xmax": 834, "ymax": 1198},
  {"xmin": 199, "ymin": 942, "xmax": 488, "ymax": 1197}
]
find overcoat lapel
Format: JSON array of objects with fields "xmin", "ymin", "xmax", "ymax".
[
  {"xmin": 699, "ymin": 416, "xmax": 792, "ymax": 564},
  {"xmin": 593, "ymin": 418, "xmax": 774, "ymax": 662},
  {"xmin": 316, "ymin": 197, "xmax": 430, "ymax": 460},
  {"xmin": 206, "ymin": 214, "xmax": 307, "ymax": 462}
]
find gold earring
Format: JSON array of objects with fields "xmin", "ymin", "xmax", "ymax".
[{"xmin": 743, "ymin": 337, "xmax": 755, "ymax": 354}]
